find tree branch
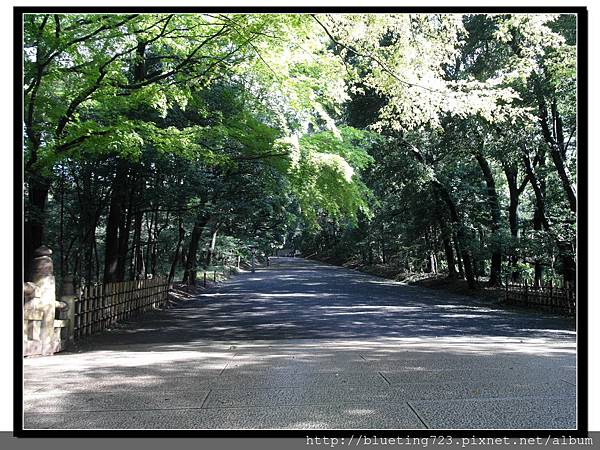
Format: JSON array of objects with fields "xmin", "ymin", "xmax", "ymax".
[
  {"xmin": 312, "ymin": 14, "xmax": 442, "ymax": 94},
  {"xmin": 117, "ymin": 25, "xmax": 230, "ymax": 90}
]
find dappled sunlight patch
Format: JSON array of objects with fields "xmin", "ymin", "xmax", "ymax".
[
  {"xmin": 24, "ymin": 349, "xmax": 236, "ymax": 379},
  {"xmin": 439, "ymin": 313, "xmax": 491, "ymax": 319},
  {"xmin": 255, "ymin": 323, "xmax": 300, "ymax": 329},
  {"xmin": 345, "ymin": 408, "xmax": 375, "ymax": 416},
  {"xmin": 316, "ymin": 305, "xmax": 422, "ymax": 312},
  {"xmin": 360, "ymin": 278, "xmax": 409, "ymax": 287},
  {"xmin": 518, "ymin": 329, "xmax": 576, "ymax": 336},
  {"xmin": 254, "ymin": 292, "xmax": 326, "ymax": 298},
  {"xmin": 290, "ymin": 421, "xmax": 331, "ymax": 429},
  {"xmin": 220, "ymin": 337, "xmax": 575, "ymax": 358},
  {"xmin": 230, "ymin": 310, "xmax": 286, "ymax": 318},
  {"xmin": 198, "ymin": 292, "xmax": 242, "ymax": 297}
]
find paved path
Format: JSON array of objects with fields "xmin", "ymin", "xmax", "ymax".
[{"xmin": 24, "ymin": 257, "xmax": 577, "ymax": 430}]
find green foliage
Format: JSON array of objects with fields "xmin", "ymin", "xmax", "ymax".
[
  {"xmin": 24, "ymin": 12, "xmax": 577, "ymax": 287},
  {"xmin": 301, "ymin": 13, "xmax": 576, "ymax": 286},
  {"xmin": 289, "ymin": 127, "xmax": 376, "ymax": 228}
]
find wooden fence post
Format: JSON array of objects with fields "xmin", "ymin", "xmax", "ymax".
[
  {"xmin": 204, "ymin": 271, "xmax": 207, "ymax": 287},
  {"xmin": 59, "ymin": 274, "xmax": 173, "ymax": 343},
  {"xmin": 214, "ymin": 270, "xmax": 216, "ymax": 282},
  {"xmin": 498, "ymin": 277, "xmax": 573, "ymax": 317}
]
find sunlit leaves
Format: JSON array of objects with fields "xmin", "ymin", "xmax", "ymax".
[{"xmin": 288, "ymin": 127, "xmax": 375, "ymax": 228}]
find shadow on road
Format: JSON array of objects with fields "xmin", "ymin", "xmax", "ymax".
[
  {"xmin": 76, "ymin": 257, "xmax": 575, "ymax": 347},
  {"xmin": 23, "ymin": 258, "xmax": 576, "ymax": 429}
]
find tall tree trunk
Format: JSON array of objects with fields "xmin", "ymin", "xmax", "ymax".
[
  {"xmin": 183, "ymin": 215, "xmax": 208, "ymax": 284},
  {"xmin": 106, "ymin": 39, "xmax": 147, "ymax": 282},
  {"xmin": 477, "ymin": 227, "xmax": 486, "ymax": 277},
  {"xmin": 85, "ymin": 226, "xmax": 97, "ymax": 284},
  {"xmin": 442, "ymin": 235, "xmax": 456, "ymax": 278},
  {"xmin": 168, "ymin": 218, "xmax": 185, "ymax": 284},
  {"xmin": 431, "ymin": 225, "xmax": 439, "ymax": 274},
  {"xmin": 150, "ymin": 212, "xmax": 161, "ymax": 276},
  {"xmin": 523, "ymin": 146, "xmax": 549, "ymax": 288},
  {"xmin": 424, "ymin": 228, "xmax": 431, "ymax": 273},
  {"xmin": 25, "ymin": 175, "xmax": 50, "ymax": 281},
  {"xmin": 503, "ymin": 163, "xmax": 522, "ymax": 282},
  {"xmin": 380, "ymin": 223, "xmax": 387, "ymax": 264},
  {"xmin": 560, "ymin": 246, "xmax": 576, "ymax": 287},
  {"xmin": 131, "ymin": 207, "xmax": 144, "ymax": 279},
  {"xmin": 453, "ymin": 232, "xmax": 465, "ymax": 278},
  {"xmin": 431, "ymin": 253, "xmax": 438, "ymax": 274},
  {"xmin": 433, "ymin": 181, "xmax": 475, "ymax": 288},
  {"xmin": 81, "ymin": 170, "xmax": 93, "ymax": 284},
  {"xmin": 93, "ymin": 236, "xmax": 100, "ymax": 281},
  {"xmin": 205, "ymin": 222, "xmax": 221, "ymax": 268},
  {"xmin": 535, "ymin": 80, "xmax": 576, "ymax": 213},
  {"xmin": 103, "ymin": 160, "xmax": 128, "ymax": 283},
  {"xmin": 461, "ymin": 243, "xmax": 475, "ymax": 288},
  {"xmin": 131, "ymin": 172, "xmax": 145, "ymax": 280},
  {"xmin": 59, "ymin": 165, "xmax": 65, "ymax": 280},
  {"xmin": 405, "ymin": 141, "xmax": 473, "ymax": 286},
  {"xmin": 145, "ymin": 205, "xmax": 157, "ymax": 277},
  {"xmin": 438, "ymin": 218, "xmax": 457, "ymax": 278},
  {"xmin": 533, "ymin": 207, "xmax": 544, "ymax": 288},
  {"xmin": 475, "ymin": 153, "xmax": 502, "ymax": 286},
  {"xmin": 116, "ymin": 181, "xmax": 134, "ymax": 281}
]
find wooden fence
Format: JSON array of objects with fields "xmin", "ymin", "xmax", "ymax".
[
  {"xmin": 74, "ymin": 277, "xmax": 169, "ymax": 339},
  {"xmin": 505, "ymin": 281, "xmax": 576, "ymax": 316},
  {"xmin": 24, "ymin": 246, "xmax": 171, "ymax": 356}
]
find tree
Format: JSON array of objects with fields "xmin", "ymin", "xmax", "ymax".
[{"xmin": 23, "ymin": 12, "xmax": 578, "ymax": 292}]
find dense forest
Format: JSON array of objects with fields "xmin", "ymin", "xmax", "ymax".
[{"xmin": 23, "ymin": 13, "xmax": 577, "ymax": 290}]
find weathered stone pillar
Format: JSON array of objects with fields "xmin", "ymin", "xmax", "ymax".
[
  {"xmin": 23, "ymin": 282, "xmax": 41, "ymax": 354},
  {"xmin": 59, "ymin": 274, "xmax": 76, "ymax": 346},
  {"xmin": 30, "ymin": 246, "xmax": 57, "ymax": 356}
]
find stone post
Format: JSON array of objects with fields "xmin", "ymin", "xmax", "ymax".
[
  {"xmin": 30, "ymin": 246, "xmax": 57, "ymax": 356},
  {"xmin": 23, "ymin": 282, "xmax": 41, "ymax": 354},
  {"xmin": 60, "ymin": 275, "xmax": 76, "ymax": 346}
]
